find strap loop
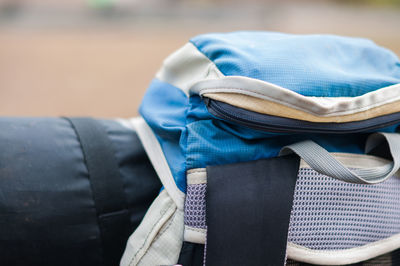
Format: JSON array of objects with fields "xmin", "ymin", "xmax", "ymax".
[
  {"xmin": 280, "ymin": 132, "xmax": 400, "ymax": 184},
  {"xmin": 65, "ymin": 117, "xmax": 130, "ymax": 266}
]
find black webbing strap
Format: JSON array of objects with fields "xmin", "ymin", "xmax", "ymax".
[
  {"xmin": 206, "ymin": 155, "xmax": 300, "ymax": 266},
  {"xmin": 178, "ymin": 242, "xmax": 206, "ymax": 266},
  {"xmin": 65, "ymin": 117, "xmax": 129, "ymax": 266}
]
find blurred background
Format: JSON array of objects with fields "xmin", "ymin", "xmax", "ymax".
[{"xmin": 0, "ymin": 0, "xmax": 399, "ymax": 117}]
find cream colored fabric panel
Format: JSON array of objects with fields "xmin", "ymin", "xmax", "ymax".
[
  {"xmin": 184, "ymin": 226, "xmax": 207, "ymax": 244},
  {"xmin": 156, "ymin": 43, "xmax": 224, "ymax": 95},
  {"xmin": 187, "ymin": 168, "xmax": 207, "ymax": 184},
  {"xmin": 205, "ymin": 92, "xmax": 400, "ymax": 123},
  {"xmin": 192, "ymin": 76, "xmax": 400, "ymax": 117},
  {"xmin": 136, "ymin": 209, "xmax": 184, "ymax": 266},
  {"xmin": 120, "ymin": 190, "xmax": 183, "ymax": 266}
]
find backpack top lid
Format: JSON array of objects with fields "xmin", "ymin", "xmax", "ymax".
[
  {"xmin": 138, "ymin": 31, "xmax": 400, "ymax": 194},
  {"xmin": 190, "ymin": 31, "xmax": 400, "ymax": 97}
]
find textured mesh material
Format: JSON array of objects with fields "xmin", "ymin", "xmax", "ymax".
[
  {"xmin": 288, "ymin": 168, "xmax": 400, "ymax": 250},
  {"xmin": 184, "ymin": 168, "xmax": 400, "ymax": 251},
  {"xmin": 184, "ymin": 183, "xmax": 207, "ymax": 229}
]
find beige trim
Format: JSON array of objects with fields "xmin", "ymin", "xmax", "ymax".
[
  {"xmin": 192, "ymin": 76, "xmax": 400, "ymax": 117},
  {"xmin": 205, "ymin": 92, "xmax": 400, "ymax": 123},
  {"xmin": 121, "ymin": 190, "xmax": 182, "ymax": 266},
  {"xmin": 287, "ymin": 233, "xmax": 400, "ymax": 265},
  {"xmin": 184, "ymin": 226, "xmax": 207, "ymax": 244},
  {"xmin": 187, "ymin": 168, "xmax": 207, "ymax": 185}
]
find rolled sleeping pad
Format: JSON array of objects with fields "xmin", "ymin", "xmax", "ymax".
[{"xmin": 0, "ymin": 117, "xmax": 161, "ymax": 266}]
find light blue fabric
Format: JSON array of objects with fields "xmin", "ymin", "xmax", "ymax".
[
  {"xmin": 190, "ymin": 31, "xmax": 400, "ymax": 97},
  {"xmin": 140, "ymin": 79, "xmax": 399, "ymax": 192},
  {"xmin": 140, "ymin": 32, "xmax": 400, "ymax": 193},
  {"xmin": 139, "ymin": 79, "xmax": 188, "ymax": 192},
  {"xmin": 185, "ymin": 119, "xmax": 400, "ymax": 170}
]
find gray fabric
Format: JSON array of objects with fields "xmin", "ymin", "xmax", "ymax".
[
  {"xmin": 288, "ymin": 168, "xmax": 400, "ymax": 250},
  {"xmin": 280, "ymin": 133, "xmax": 400, "ymax": 184}
]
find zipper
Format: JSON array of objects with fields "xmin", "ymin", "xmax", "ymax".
[{"xmin": 205, "ymin": 98, "xmax": 400, "ymax": 134}]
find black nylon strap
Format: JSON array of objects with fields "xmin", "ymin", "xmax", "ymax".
[
  {"xmin": 177, "ymin": 242, "xmax": 206, "ymax": 266},
  {"xmin": 65, "ymin": 117, "xmax": 129, "ymax": 266},
  {"xmin": 206, "ymin": 155, "xmax": 300, "ymax": 266}
]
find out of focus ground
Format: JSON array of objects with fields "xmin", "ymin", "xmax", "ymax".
[{"xmin": 0, "ymin": 1, "xmax": 400, "ymax": 117}]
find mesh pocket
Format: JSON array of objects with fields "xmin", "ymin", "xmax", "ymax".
[
  {"xmin": 184, "ymin": 183, "xmax": 207, "ymax": 229},
  {"xmin": 288, "ymin": 168, "xmax": 400, "ymax": 250},
  {"xmin": 185, "ymin": 167, "xmax": 400, "ymax": 251}
]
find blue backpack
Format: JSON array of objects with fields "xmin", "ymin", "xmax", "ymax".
[{"xmin": 120, "ymin": 31, "xmax": 400, "ymax": 266}]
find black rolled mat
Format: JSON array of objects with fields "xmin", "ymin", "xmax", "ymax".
[{"xmin": 0, "ymin": 117, "xmax": 161, "ymax": 266}]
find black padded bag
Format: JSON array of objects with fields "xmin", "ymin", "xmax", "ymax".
[{"xmin": 0, "ymin": 117, "xmax": 161, "ymax": 266}]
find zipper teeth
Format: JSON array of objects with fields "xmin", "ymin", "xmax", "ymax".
[
  {"xmin": 208, "ymin": 100, "xmax": 306, "ymax": 133},
  {"xmin": 208, "ymin": 99, "xmax": 400, "ymax": 134}
]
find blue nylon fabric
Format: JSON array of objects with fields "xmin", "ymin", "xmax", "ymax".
[
  {"xmin": 139, "ymin": 79, "xmax": 188, "ymax": 192},
  {"xmin": 140, "ymin": 79, "xmax": 400, "ymax": 193},
  {"xmin": 186, "ymin": 120, "xmax": 375, "ymax": 170},
  {"xmin": 140, "ymin": 32, "xmax": 400, "ymax": 193},
  {"xmin": 190, "ymin": 31, "xmax": 400, "ymax": 97},
  {"xmin": 186, "ymin": 119, "xmax": 400, "ymax": 170}
]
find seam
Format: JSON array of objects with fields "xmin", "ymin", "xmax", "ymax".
[
  {"xmin": 183, "ymin": 83, "xmax": 190, "ymax": 194},
  {"xmin": 152, "ymin": 211, "xmax": 176, "ymax": 243},
  {"xmin": 135, "ymin": 209, "xmax": 178, "ymax": 266},
  {"xmin": 185, "ymin": 226, "xmax": 207, "ymax": 233},
  {"xmin": 187, "ymin": 168, "xmax": 207, "ymax": 174},
  {"xmin": 129, "ymin": 199, "xmax": 175, "ymax": 266},
  {"xmin": 184, "ymin": 230, "xmax": 206, "ymax": 244},
  {"xmin": 188, "ymin": 40, "xmax": 224, "ymax": 79}
]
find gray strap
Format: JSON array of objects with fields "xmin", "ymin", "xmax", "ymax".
[{"xmin": 280, "ymin": 133, "xmax": 400, "ymax": 184}]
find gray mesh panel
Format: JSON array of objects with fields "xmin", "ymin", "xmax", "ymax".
[
  {"xmin": 288, "ymin": 168, "xmax": 400, "ymax": 250},
  {"xmin": 184, "ymin": 183, "xmax": 207, "ymax": 229},
  {"xmin": 184, "ymin": 168, "xmax": 400, "ymax": 251}
]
